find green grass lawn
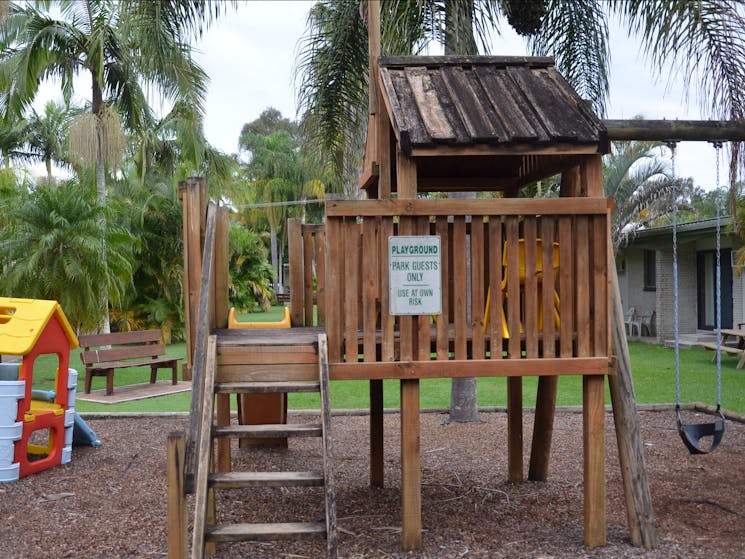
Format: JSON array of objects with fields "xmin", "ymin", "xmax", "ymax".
[{"xmin": 18, "ymin": 308, "xmax": 743, "ymax": 414}]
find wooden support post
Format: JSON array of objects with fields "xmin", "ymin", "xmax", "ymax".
[
  {"xmin": 288, "ymin": 219, "xmax": 304, "ymax": 327},
  {"xmin": 179, "ymin": 179, "xmax": 206, "ymax": 381},
  {"xmin": 528, "ymin": 375, "xmax": 557, "ymax": 481},
  {"xmin": 583, "ymin": 374, "xmax": 606, "ymax": 547},
  {"xmin": 507, "ymin": 377, "xmax": 523, "ymax": 481},
  {"xmin": 215, "ymin": 393, "xmax": 231, "ymax": 472},
  {"xmin": 214, "ymin": 207, "xmax": 231, "ymax": 472},
  {"xmin": 609, "ymin": 256, "xmax": 657, "ymax": 548},
  {"xmin": 400, "ymin": 378, "xmax": 421, "ymax": 550},
  {"xmin": 370, "ymin": 379, "xmax": 384, "ymax": 487},
  {"xmin": 167, "ymin": 431, "xmax": 187, "ymax": 559}
]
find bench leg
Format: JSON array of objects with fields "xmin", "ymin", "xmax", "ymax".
[
  {"xmin": 150, "ymin": 365, "xmax": 158, "ymax": 384},
  {"xmin": 171, "ymin": 363, "xmax": 178, "ymax": 385},
  {"xmin": 106, "ymin": 370, "xmax": 114, "ymax": 396},
  {"xmin": 85, "ymin": 371, "xmax": 93, "ymax": 394}
]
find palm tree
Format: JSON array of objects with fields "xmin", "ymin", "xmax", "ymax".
[
  {"xmin": 0, "ymin": 180, "xmax": 135, "ymax": 333},
  {"xmin": 0, "ymin": 0, "xmax": 212, "ymax": 204},
  {"xmin": 0, "ymin": 0, "xmax": 230, "ymax": 333},
  {"xmin": 603, "ymin": 140, "xmax": 674, "ymax": 250},
  {"xmin": 296, "ymin": 0, "xmax": 745, "ymax": 194},
  {"xmin": 26, "ymin": 100, "xmax": 74, "ymax": 184}
]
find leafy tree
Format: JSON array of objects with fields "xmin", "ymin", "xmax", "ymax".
[
  {"xmin": 26, "ymin": 100, "xmax": 75, "ymax": 184},
  {"xmin": 0, "ymin": 180, "xmax": 135, "ymax": 333},
  {"xmin": 228, "ymin": 223, "xmax": 274, "ymax": 313},
  {"xmin": 239, "ymin": 109, "xmax": 325, "ymax": 291}
]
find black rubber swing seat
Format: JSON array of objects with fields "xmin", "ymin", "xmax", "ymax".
[{"xmin": 676, "ymin": 408, "xmax": 725, "ymax": 455}]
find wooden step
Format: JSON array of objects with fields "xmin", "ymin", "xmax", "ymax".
[
  {"xmin": 205, "ymin": 521, "xmax": 326, "ymax": 543},
  {"xmin": 214, "ymin": 380, "xmax": 320, "ymax": 394},
  {"xmin": 212, "ymin": 423, "xmax": 322, "ymax": 439},
  {"xmin": 208, "ymin": 471, "xmax": 325, "ymax": 489}
]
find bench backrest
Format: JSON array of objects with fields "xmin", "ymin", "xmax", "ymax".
[{"xmin": 79, "ymin": 330, "xmax": 166, "ymax": 365}]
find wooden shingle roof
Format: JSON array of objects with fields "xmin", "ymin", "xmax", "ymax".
[{"xmin": 378, "ymin": 56, "xmax": 609, "ymax": 156}]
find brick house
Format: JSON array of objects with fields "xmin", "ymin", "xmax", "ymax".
[{"xmin": 617, "ymin": 217, "xmax": 745, "ymax": 341}]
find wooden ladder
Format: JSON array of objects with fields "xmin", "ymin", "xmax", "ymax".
[{"xmin": 191, "ymin": 334, "xmax": 337, "ymax": 558}]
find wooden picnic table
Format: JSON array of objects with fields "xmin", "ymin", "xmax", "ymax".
[{"xmin": 700, "ymin": 328, "xmax": 745, "ymax": 368}]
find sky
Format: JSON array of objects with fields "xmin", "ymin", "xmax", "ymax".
[{"xmin": 35, "ymin": 1, "xmax": 728, "ymax": 191}]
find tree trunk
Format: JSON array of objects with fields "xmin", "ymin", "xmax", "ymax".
[
  {"xmin": 93, "ymin": 76, "xmax": 110, "ymax": 334},
  {"xmin": 446, "ymin": 1, "xmax": 480, "ymax": 423},
  {"xmin": 45, "ymin": 157, "xmax": 53, "ymax": 185}
]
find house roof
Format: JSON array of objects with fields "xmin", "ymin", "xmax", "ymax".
[
  {"xmin": 0, "ymin": 297, "xmax": 78, "ymax": 355},
  {"xmin": 378, "ymin": 55, "xmax": 609, "ymax": 156},
  {"xmin": 633, "ymin": 217, "xmax": 732, "ymax": 241}
]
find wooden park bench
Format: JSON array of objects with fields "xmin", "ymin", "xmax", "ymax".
[{"xmin": 79, "ymin": 330, "xmax": 182, "ymax": 395}]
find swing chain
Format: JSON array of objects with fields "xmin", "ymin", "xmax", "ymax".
[
  {"xmin": 667, "ymin": 142, "xmax": 681, "ymax": 411},
  {"xmin": 713, "ymin": 141, "xmax": 723, "ymax": 412}
]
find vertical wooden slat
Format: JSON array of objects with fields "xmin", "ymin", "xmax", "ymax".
[
  {"xmin": 417, "ymin": 216, "xmax": 432, "ymax": 360},
  {"xmin": 167, "ymin": 432, "xmax": 187, "ymax": 559},
  {"xmin": 453, "ymin": 217, "xmax": 468, "ymax": 361},
  {"xmin": 363, "ymin": 219, "xmax": 380, "ymax": 359},
  {"xmin": 369, "ymin": 378, "xmax": 384, "ymax": 487},
  {"xmin": 576, "ymin": 216, "xmax": 591, "ymax": 357},
  {"xmin": 541, "ymin": 218, "xmax": 557, "ymax": 357},
  {"xmin": 345, "ymin": 222, "xmax": 360, "ymax": 363},
  {"xmin": 400, "ymin": 378, "xmax": 421, "ymax": 550},
  {"xmin": 399, "ymin": 218, "xmax": 415, "ymax": 362},
  {"xmin": 326, "ymin": 218, "xmax": 343, "ymax": 362},
  {"xmin": 304, "ymin": 228, "xmax": 314, "ymax": 326},
  {"xmin": 471, "ymin": 217, "xmax": 485, "ymax": 360},
  {"xmin": 523, "ymin": 217, "xmax": 538, "ymax": 358},
  {"xmin": 381, "ymin": 217, "xmax": 395, "ymax": 362},
  {"xmin": 593, "ymin": 216, "xmax": 609, "ymax": 356},
  {"xmin": 584, "ymin": 374, "xmax": 606, "ymax": 547},
  {"xmin": 316, "ymin": 228, "xmax": 327, "ymax": 326},
  {"xmin": 288, "ymin": 219, "xmax": 304, "ymax": 327},
  {"xmin": 559, "ymin": 217, "xmax": 574, "ymax": 357},
  {"xmin": 505, "ymin": 217, "xmax": 521, "ymax": 359},
  {"xmin": 436, "ymin": 218, "xmax": 450, "ymax": 360},
  {"xmin": 488, "ymin": 218, "xmax": 503, "ymax": 359},
  {"xmin": 213, "ymin": 207, "xmax": 230, "ymax": 330}
]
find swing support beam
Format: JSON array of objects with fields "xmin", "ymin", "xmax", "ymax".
[{"xmin": 604, "ymin": 119, "xmax": 745, "ymax": 142}]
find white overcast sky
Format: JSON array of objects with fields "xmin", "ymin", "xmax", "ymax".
[{"xmin": 35, "ymin": 1, "xmax": 727, "ymax": 191}]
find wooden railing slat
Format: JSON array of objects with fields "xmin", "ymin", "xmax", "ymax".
[
  {"xmin": 453, "ymin": 217, "xmax": 468, "ymax": 360},
  {"xmin": 523, "ymin": 217, "xmax": 538, "ymax": 358},
  {"xmin": 471, "ymin": 217, "xmax": 485, "ymax": 360}
]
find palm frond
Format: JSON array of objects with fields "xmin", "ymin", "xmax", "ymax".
[{"xmin": 529, "ymin": 0, "xmax": 610, "ymax": 115}]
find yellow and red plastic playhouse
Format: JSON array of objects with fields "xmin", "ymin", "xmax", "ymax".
[{"xmin": 0, "ymin": 297, "xmax": 78, "ymax": 481}]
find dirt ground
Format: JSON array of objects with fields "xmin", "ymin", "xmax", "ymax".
[{"xmin": 1, "ymin": 409, "xmax": 744, "ymax": 559}]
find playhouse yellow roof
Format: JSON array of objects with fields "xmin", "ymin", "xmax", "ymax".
[{"xmin": 0, "ymin": 297, "xmax": 78, "ymax": 355}]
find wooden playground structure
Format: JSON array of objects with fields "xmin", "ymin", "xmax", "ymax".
[{"xmin": 160, "ymin": 5, "xmax": 745, "ymax": 557}]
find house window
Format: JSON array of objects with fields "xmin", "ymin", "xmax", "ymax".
[{"xmin": 643, "ymin": 250, "xmax": 656, "ymax": 291}]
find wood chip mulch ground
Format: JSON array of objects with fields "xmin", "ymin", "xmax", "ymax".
[{"xmin": 1, "ymin": 409, "xmax": 743, "ymax": 558}]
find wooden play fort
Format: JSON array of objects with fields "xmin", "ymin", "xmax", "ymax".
[{"xmin": 167, "ymin": 12, "xmax": 657, "ymax": 558}]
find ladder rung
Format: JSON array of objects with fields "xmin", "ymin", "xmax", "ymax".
[
  {"xmin": 205, "ymin": 521, "xmax": 326, "ymax": 543},
  {"xmin": 214, "ymin": 381, "xmax": 320, "ymax": 394},
  {"xmin": 212, "ymin": 423, "xmax": 322, "ymax": 439},
  {"xmin": 208, "ymin": 471, "xmax": 325, "ymax": 488}
]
